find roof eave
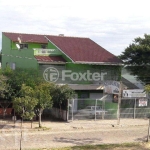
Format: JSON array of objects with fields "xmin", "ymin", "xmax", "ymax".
[
  {"xmin": 69, "ymin": 61, "xmax": 124, "ymax": 66},
  {"xmin": 38, "ymin": 61, "xmax": 66, "ymax": 64}
]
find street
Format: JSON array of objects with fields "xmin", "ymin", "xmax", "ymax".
[{"xmin": 0, "ymin": 121, "xmax": 148, "ymax": 150}]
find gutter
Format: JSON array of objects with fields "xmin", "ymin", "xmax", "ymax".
[
  {"xmin": 38, "ymin": 61, "xmax": 66, "ymax": 65},
  {"xmin": 44, "ymin": 36, "xmax": 74, "ymax": 63},
  {"xmin": 67, "ymin": 61, "xmax": 124, "ymax": 66}
]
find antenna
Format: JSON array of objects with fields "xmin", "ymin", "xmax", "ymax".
[
  {"xmin": 18, "ymin": 37, "xmax": 22, "ymax": 44},
  {"xmin": 16, "ymin": 44, "xmax": 20, "ymax": 50}
]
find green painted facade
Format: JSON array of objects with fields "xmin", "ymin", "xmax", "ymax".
[
  {"xmin": 2, "ymin": 34, "xmax": 73, "ymax": 69},
  {"xmin": 2, "ymin": 33, "xmax": 122, "ymax": 85},
  {"xmin": 2, "ymin": 33, "xmax": 122, "ymax": 111},
  {"xmin": 2, "ymin": 34, "xmax": 38, "ymax": 69}
]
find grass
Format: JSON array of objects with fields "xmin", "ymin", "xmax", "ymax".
[{"xmin": 30, "ymin": 142, "xmax": 150, "ymax": 150}]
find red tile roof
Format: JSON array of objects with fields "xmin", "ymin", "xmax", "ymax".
[
  {"xmin": 3, "ymin": 32, "xmax": 122, "ymax": 64},
  {"xmin": 3, "ymin": 32, "xmax": 48, "ymax": 43},
  {"xmin": 46, "ymin": 35, "xmax": 122, "ymax": 63},
  {"xmin": 35, "ymin": 56, "xmax": 66, "ymax": 62}
]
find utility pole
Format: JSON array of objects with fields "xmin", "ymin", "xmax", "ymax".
[{"xmin": 117, "ymin": 81, "xmax": 122, "ymax": 125}]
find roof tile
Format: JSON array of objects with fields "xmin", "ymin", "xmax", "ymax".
[
  {"xmin": 35, "ymin": 56, "xmax": 66, "ymax": 62},
  {"xmin": 3, "ymin": 32, "xmax": 122, "ymax": 63}
]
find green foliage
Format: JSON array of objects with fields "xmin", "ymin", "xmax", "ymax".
[
  {"xmin": 51, "ymin": 84, "xmax": 75, "ymax": 110},
  {"xmin": 33, "ymin": 82, "xmax": 53, "ymax": 127},
  {"xmin": 0, "ymin": 67, "xmax": 13, "ymax": 76},
  {"xmin": 119, "ymin": 34, "xmax": 150, "ymax": 84},
  {"xmin": 0, "ymin": 52, "xmax": 1, "ymax": 62},
  {"xmin": 2, "ymin": 68, "xmax": 43, "ymax": 98},
  {"xmin": 119, "ymin": 34, "xmax": 150, "ymax": 65},
  {"xmin": 41, "ymin": 143, "xmax": 147, "ymax": 150},
  {"xmin": 145, "ymin": 84, "xmax": 150, "ymax": 93},
  {"xmin": 0, "ymin": 74, "xmax": 13, "ymax": 100},
  {"xmin": 34, "ymin": 83, "xmax": 53, "ymax": 110},
  {"xmin": 13, "ymin": 85, "xmax": 38, "ymax": 120},
  {"xmin": 22, "ymin": 111, "xmax": 35, "ymax": 120}
]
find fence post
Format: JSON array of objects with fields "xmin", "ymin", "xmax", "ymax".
[
  {"xmin": 95, "ymin": 99, "xmax": 97, "ymax": 121},
  {"xmin": 147, "ymin": 118, "xmax": 150, "ymax": 142},
  {"xmin": 72, "ymin": 99, "xmax": 74, "ymax": 121},
  {"xmin": 102, "ymin": 99, "xmax": 105, "ymax": 120},
  {"xmin": 117, "ymin": 81, "xmax": 122, "ymax": 125},
  {"xmin": 133, "ymin": 98, "xmax": 136, "ymax": 119},
  {"xmin": 66, "ymin": 99, "xmax": 69, "ymax": 122}
]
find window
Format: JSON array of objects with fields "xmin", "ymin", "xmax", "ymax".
[
  {"xmin": 80, "ymin": 93, "xmax": 89, "ymax": 98},
  {"xmin": 20, "ymin": 44, "xmax": 28, "ymax": 49},
  {"xmin": 6, "ymin": 62, "xmax": 8, "ymax": 67},
  {"xmin": 41, "ymin": 44, "xmax": 47, "ymax": 49},
  {"xmin": 24, "ymin": 44, "xmax": 28, "ymax": 49},
  {"xmin": 10, "ymin": 63, "xmax": 16, "ymax": 70}
]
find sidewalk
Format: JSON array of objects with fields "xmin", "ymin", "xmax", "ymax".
[{"xmin": 0, "ymin": 118, "xmax": 149, "ymax": 133}]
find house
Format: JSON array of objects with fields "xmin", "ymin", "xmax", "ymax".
[{"xmin": 1, "ymin": 32, "xmax": 123, "ymax": 113}]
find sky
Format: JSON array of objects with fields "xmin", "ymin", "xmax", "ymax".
[{"xmin": 1, "ymin": 0, "xmax": 150, "ymax": 56}]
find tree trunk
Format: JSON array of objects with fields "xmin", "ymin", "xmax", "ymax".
[
  {"xmin": 59, "ymin": 104, "xmax": 62, "ymax": 119},
  {"xmin": 38, "ymin": 109, "xmax": 43, "ymax": 128},
  {"xmin": 20, "ymin": 118, "xmax": 23, "ymax": 150},
  {"xmin": 3, "ymin": 108, "xmax": 6, "ymax": 119},
  {"xmin": 31, "ymin": 120, "xmax": 33, "ymax": 129}
]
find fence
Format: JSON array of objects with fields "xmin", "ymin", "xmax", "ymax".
[
  {"xmin": 50, "ymin": 107, "xmax": 67, "ymax": 121},
  {"xmin": 68, "ymin": 99, "xmax": 150, "ymax": 121},
  {"xmin": 0, "ymin": 108, "xmax": 12, "ymax": 119}
]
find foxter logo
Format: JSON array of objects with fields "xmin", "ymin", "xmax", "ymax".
[
  {"xmin": 43, "ymin": 67, "xmax": 107, "ymax": 83},
  {"xmin": 62, "ymin": 70, "xmax": 106, "ymax": 81},
  {"xmin": 43, "ymin": 67, "xmax": 59, "ymax": 82}
]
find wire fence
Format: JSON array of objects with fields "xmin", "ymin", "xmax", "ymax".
[{"xmin": 68, "ymin": 99, "xmax": 150, "ymax": 121}]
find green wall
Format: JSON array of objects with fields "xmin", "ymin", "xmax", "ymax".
[
  {"xmin": 40, "ymin": 63, "xmax": 122, "ymax": 84},
  {"xmin": 2, "ymin": 33, "xmax": 122, "ymax": 84},
  {"xmin": 2, "ymin": 34, "xmax": 38, "ymax": 69},
  {"xmin": 12, "ymin": 42, "xmax": 47, "ymax": 50}
]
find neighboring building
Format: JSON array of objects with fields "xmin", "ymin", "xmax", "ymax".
[
  {"xmin": 1, "ymin": 32, "xmax": 123, "ymax": 107},
  {"xmin": 121, "ymin": 67, "xmax": 144, "ymax": 89}
]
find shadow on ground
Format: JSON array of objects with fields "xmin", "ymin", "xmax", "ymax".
[{"xmin": 53, "ymin": 137, "xmax": 102, "ymax": 145}]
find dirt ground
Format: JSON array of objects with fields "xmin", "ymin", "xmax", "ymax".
[{"xmin": 0, "ymin": 118, "xmax": 150, "ymax": 150}]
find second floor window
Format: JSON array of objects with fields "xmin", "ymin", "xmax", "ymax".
[
  {"xmin": 41, "ymin": 44, "xmax": 47, "ymax": 49},
  {"xmin": 20, "ymin": 44, "xmax": 28, "ymax": 49}
]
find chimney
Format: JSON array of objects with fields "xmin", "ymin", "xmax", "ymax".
[{"xmin": 59, "ymin": 34, "xmax": 64, "ymax": 37}]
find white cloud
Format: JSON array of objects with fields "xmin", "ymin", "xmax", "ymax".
[{"xmin": 0, "ymin": 0, "xmax": 150, "ymax": 55}]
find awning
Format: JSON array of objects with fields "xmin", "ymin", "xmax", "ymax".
[
  {"xmin": 35, "ymin": 56, "xmax": 66, "ymax": 64},
  {"xmin": 68, "ymin": 84, "xmax": 104, "ymax": 90}
]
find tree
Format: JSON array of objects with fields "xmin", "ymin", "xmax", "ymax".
[
  {"xmin": 50, "ymin": 84, "xmax": 75, "ymax": 119},
  {"xmin": 119, "ymin": 34, "xmax": 150, "ymax": 84},
  {"xmin": 13, "ymin": 84, "xmax": 38, "ymax": 150},
  {"xmin": 0, "ymin": 74, "xmax": 12, "ymax": 118},
  {"xmin": 0, "ymin": 74, "xmax": 9, "ymax": 98},
  {"xmin": 3, "ymin": 68, "xmax": 43, "ymax": 98},
  {"xmin": 13, "ymin": 84, "xmax": 37, "ymax": 121},
  {"xmin": 0, "ymin": 52, "xmax": 1, "ymax": 63},
  {"xmin": 34, "ymin": 83, "xmax": 53, "ymax": 127}
]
